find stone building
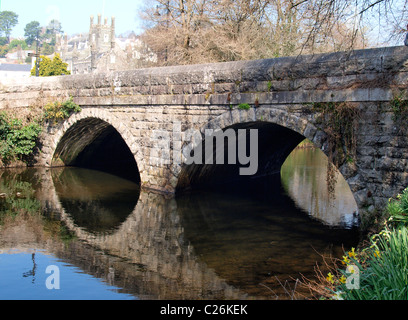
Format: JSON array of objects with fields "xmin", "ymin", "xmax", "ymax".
[{"xmin": 56, "ymin": 14, "xmax": 157, "ymax": 74}]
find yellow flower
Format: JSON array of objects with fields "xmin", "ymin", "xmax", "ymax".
[
  {"xmin": 347, "ymin": 265, "xmax": 356, "ymax": 274},
  {"xmin": 339, "ymin": 275, "xmax": 347, "ymax": 284},
  {"xmin": 326, "ymin": 273, "xmax": 335, "ymax": 284},
  {"xmin": 342, "ymin": 255, "xmax": 350, "ymax": 265},
  {"xmin": 373, "ymin": 250, "xmax": 381, "ymax": 258},
  {"xmin": 348, "ymin": 247, "xmax": 356, "ymax": 259}
]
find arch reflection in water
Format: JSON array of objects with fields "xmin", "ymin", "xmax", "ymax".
[
  {"xmin": 0, "ymin": 168, "xmax": 247, "ymax": 299},
  {"xmin": 48, "ymin": 173, "xmax": 247, "ymax": 300},
  {"xmin": 176, "ymin": 173, "xmax": 359, "ymax": 298},
  {"xmin": 281, "ymin": 147, "xmax": 360, "ymax": 229},
  {"xmin": 51, "ymin": 167, "xmax": 140, "ymax": 234}
]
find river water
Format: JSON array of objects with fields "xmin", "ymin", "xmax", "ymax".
[{"xmin": 0, "ymin": 146, "xmax": 360, "ymax": 300}]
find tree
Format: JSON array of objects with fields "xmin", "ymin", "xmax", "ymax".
[
  {"xmin": 0, "ymin": 11, "xmax": 18, "ymax": 43},
  {"xmin": 139, "ymin": 0, "xmax": 369, "ymax": 66},
  {"xmin": 289, "ymin": 0, "xmax": 408, "ymax": 47},
  {"xmin": 140, "ymin": 0, "xmax": 211, "ymax": 65},
  {"xmin": 9, "ymin": 39, "xmax": 29, "ymax": 50},
  {"xmin": 31, "ymin": 54, "xmax": 71, "ymax": 77},
  {"xmin": 0, "ymin": 45, "xmax": 8, "ymax": 58},
  {"xmin": 24, "ymin": 21, "xmax": 42, "ymax": 46},
  {"xmin": 0, "ymin": 37, "xmax": 8, "ymax": 46},
  {"xmin": 45, "ymin": 20, "xmax": 63, "ymax": 46}
]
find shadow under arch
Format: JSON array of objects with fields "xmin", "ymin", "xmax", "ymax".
[
  {"xmin": 49, "ymin": 109, "xmax": 141, "ymax": 184},
  {"xmin": 177, "ymin": 121, "xmax": 305, "ymax": 191},
  {"xmin": 175, "ymin": 106, "xmax": 359, "ymax": 209}
]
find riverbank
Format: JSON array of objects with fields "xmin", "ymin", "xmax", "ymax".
[{"xmin": 300, "ymin": 187, "xmax": 408, "ymax": 300}]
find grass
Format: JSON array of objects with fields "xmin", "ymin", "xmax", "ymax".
[
  {"xmin": 332, "ymin": 227, "xmax": 408, "ymax": 300},
  {"xmin": 305, "ymin": 187, "xmax": 408, "ymax": 300}
]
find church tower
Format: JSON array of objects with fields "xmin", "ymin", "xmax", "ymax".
[{"xmin": 89, "ymin": 14, "xmax": 116, "ymax": 54}]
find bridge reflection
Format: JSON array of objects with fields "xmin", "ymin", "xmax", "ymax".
[
  {"xmin": 0, "ymin": 166, "xmax": 359, "ymax": 299},
  {"xmin": 37, "ymin": 167, "xmax": 249, "ymax": 299}
]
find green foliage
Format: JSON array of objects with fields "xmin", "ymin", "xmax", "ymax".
[
  {"xmin": 43, "ymin": 97, "xmax": 81, "ymax": 124},
  {"xmin": 322, "ymin": 189, "xmax": 408, "ymax": 300},
  {"xmin": 0, "ymin": 11, "xmax": 19, "ymax": 43},
  {"xmin": 238, "ymin": 103, "xmax": 251, "ymax": 110},
  {"xmin": 31, "ymin": 53, "xmax": 71, "ymax": 77},
  {"xmin": 331, "ymin": 227, "xmax": 408, "ymax": 300},
  {"xmin": 0, "ymin": 179, "xmax": 41, "ymax": 221},
  {"xmin": 0, "ymin": 44, "xmax": 8, "ymax": 58},
  {"xmin": 386, "ymin": 187, "xmax": 408, "ymax": 228},
  {"xmin": 267, "ymin": 81, "xmax": 272, "ymax": 92},
  {"xmin": 45, "ymin": 19, "xmax": 63, "ymax": 46},
  {"xmin": 312, "ymin": 101, "xmax": 359, "ymax": 167},
  {"xmin": 390, "ymin": 93, "xmax": 408, "ymax": 123},
  {"xmin": 0, "ymin": 97, "xmax": 81, "ymax": 165},
  {"xmin": 0, "ymin": 113, "xmax": 42, "ymax": 165},
  {"xmin": 9, "ymin": 39, "xmax": 28, "ymax": 50},
  {"xmin": 0, "ymin": 37, "xmax": 8, "ymax": 46},
  {"xmin": 41, "ymin": 42, "xmax": 55, "ymax": 56},
  {"xmin": 24, "ymin": 20, "xmax": 41, "ymax": 46}
]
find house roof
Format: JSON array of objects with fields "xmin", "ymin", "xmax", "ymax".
[{"xmin": 0, "ymin": 63, "xmax": 32, "ymax": 72}]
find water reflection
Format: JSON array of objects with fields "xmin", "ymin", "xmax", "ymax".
[
  {"xmin": 0, "ymin": 249, "xmax": 136, "ymax": 300},
  {"xmin": 51, "ymin": 168, "xmax": 140, "ymax": 234},
  {"xmin": 0, "ymin": 148, "xmax": 360, "ymax": 300},
  {"xmin": 1, "ymin": 168, "xmax": 247, "ymax": 300},
  {"xmin": 176, "ymin": 175, "xmax": 359, "ymax": 298},
  {"xmin": 281, "ymin": 147, "xmax": 359, "ymax": 229}
]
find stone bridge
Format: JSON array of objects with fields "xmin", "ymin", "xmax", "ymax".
[{"xmin": 1, "ymin": 46, "xmax": 408, "ymax": 217}]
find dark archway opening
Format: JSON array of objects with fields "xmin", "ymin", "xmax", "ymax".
[
  {"xmin": 72, "ymin": 126, "xmax": 141, "ymax": 183},
  {"xmin": 175, "ymin": 121, "xmax": 359, "ymax": 228},
  {"xmin": 52, "ymin": 118, "xmax": 141, "ymax": 184},
  {"xmin": 176, "ymin": 121, "xmax": 305, "ymax": 194}
]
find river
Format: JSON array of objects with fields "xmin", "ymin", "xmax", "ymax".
[{"xmin": 0, "ymin": 146, "xmax": 360, "ymax": 300}]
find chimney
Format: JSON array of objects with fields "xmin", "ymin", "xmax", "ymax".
[
  {"xmin": 90, "ymin": 15, "xmax": 94, "ymax": 27},
  {"xmin": 111, "ymin": 16, "xmax": 116, "ymax": 49},
  {"xmin": 98, "ymin": 14, "xmax": 102, "ymax": 25}
]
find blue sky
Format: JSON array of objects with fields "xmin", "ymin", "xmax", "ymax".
[{"xmin": 1, "ymin": 0, "xmax": 145, "ymax": 38}]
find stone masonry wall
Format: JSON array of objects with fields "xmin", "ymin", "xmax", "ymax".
[{"xmin": 0, "ymin": 46, "xmax": 408, "ymax": 215}]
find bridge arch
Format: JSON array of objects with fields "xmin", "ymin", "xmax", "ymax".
[
  {"xmin": 176, "ymin": 106, "xmax": 360, "ymax": 208},
  {"xmin": 43, "ymin": 107, "xmax": 143, "ymax": 183}
]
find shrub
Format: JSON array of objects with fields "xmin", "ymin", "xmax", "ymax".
[
  {"xmin": 0, "ymin": 113, "xmax": 41, "ymax": 165},
  {"xmin": 31, "ymin": 53, "xmax": 71, "ymax": 77},
  {"xmin": 0, "ymin": 98, "xmax": 81, "ymax": 165},
  {"xmin": 43, "ymin": 97, "xmax": 81, "ymax": 124},
  {"xmin": 386, "ymin": 187, "xmax": 408, "ymax": 228}
]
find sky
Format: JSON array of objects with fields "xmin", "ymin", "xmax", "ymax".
[{"xmin": 1, "ymin": 0, "xmax": 145, "ymax": 39}]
